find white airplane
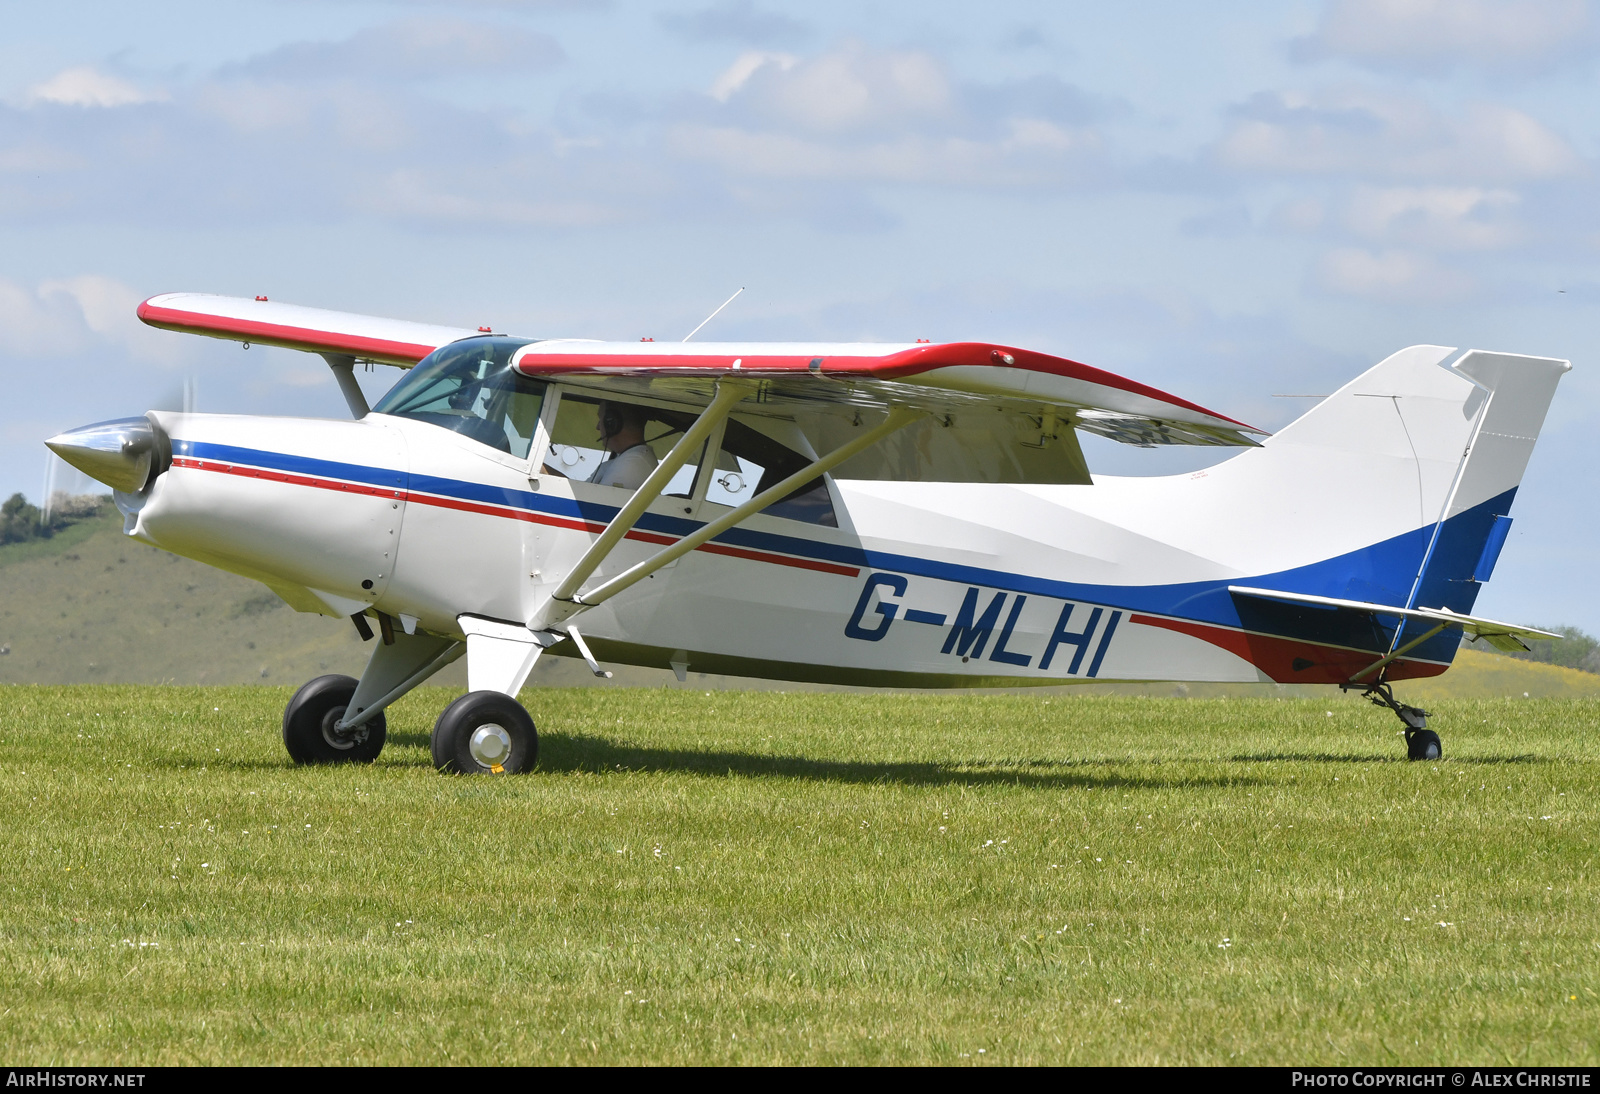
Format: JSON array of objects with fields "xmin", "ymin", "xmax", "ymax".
[{"xmin": 44, "ymin": 293, "xmax": 1568, "ymax": 772}]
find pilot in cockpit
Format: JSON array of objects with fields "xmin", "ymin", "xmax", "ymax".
[
  {"xmin": 587, "ymin": 402, "xmax": 658, "ymax": 489},
  {"xmin": 545, "ymin": 400, "xmax": 658, "ymax": 490}
]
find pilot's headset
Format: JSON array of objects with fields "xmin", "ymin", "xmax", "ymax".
[{"xmin": 599, "ymin": 401, "xmax": 624, "ymax": 442}]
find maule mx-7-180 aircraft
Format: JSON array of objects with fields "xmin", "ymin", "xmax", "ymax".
[{"xmin": 44, "ymin": 292, "xmax": 1568, "ymax": 772}]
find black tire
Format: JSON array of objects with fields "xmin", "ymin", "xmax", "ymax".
[
  {"xmin": 1406, "ymin": 728, "xmax": 1442, "ymax": 762},
  {"xmin": 282, "ymin": 674, "xmax": 387, "ymax": 765},
  {"xmin": 432, "ymin": 691, "xmax": 537, "ymax": 774}
]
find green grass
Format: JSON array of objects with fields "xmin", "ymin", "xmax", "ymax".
[{"xmin": 1, "ymin": 686, "xmax": 1596, "ymax": 1065}]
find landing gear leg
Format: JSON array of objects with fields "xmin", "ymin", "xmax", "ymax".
[{"xmin": 1341, "ymin": 680, "xmax": 1440, "ymax": 761}]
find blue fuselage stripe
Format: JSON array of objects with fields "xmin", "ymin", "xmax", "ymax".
[{"xmin": 179, "ymin": 439, "xmax": 1512, "ymax": 657}]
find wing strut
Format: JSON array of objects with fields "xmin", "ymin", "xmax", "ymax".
[
  {"xmin": 549, "ymin": 380, "xmax": 750, "ymax": 606},
  {"xmin": 321, "ymin": 354, "xmax": 371, "ymax": 419},
  {"xmin": 534, "ymin": 407, "xmax": 921, "ymax": 631}
]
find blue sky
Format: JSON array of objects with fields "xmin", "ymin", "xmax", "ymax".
[{"xmin": 3, "ymin": 0, "xmax": 1597, "ymax": 631}]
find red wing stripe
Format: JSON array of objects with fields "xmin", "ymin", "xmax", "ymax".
[
  {"xmin": 138, "ymin": 301, "xmax": 442, "ymax": 366},
  {"xmin": 515, "ymin": 342, "xmax": 1260, "ymax": 432},
  {"xmin": 175, "ymin": 458, "xmax": 860, "ymax": 579}
]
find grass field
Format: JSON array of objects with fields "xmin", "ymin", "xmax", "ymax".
[{"xmin": 1, "ymin": 685, "xmax": 1596, "ymax": 1065}]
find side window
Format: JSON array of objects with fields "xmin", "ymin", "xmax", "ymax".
[
  {"xmin": 707, "ymin": 419, "xmax": 837, "ymax": 527},
  {"xmin": 543, "ymin": 392, "xmax": 703, "ymax": 494}
]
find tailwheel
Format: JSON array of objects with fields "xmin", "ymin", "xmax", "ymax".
[
  {"xmin": 1341, "ymin": 680, "xmax": 1439, "ymax": 762},
  {"xmin": 432, "ymin": 691, "xmax": 538, "ymax": 775},
  {"xmin": 1406, "ymin": 727, "xmax": 1442, "ymax": 762},
  {"xmin": 283, "ymin": 674, "xmax": 387, "ymax": 765}
]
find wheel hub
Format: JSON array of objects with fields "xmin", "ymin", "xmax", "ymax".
[
  {"xmin": 470, "ymin": 723, "xmax": 512, "ymax": 770},
  {"xmin": 320, "ymin": 706, "xmax": 367, "ymax": 751}
]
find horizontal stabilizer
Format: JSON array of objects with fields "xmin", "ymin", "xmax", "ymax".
[{"xmin": 1228, "ymin": 586, "xmax": 1560, "ymax": 652}]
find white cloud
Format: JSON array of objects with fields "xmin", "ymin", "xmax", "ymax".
[
  {"xmin": 1343, "ymin": 185, "xmax": 1522, "ymax": 249},
  {"xmin": 680, "ymin": 42, "xmax": 1107, "ymax": 188},
  {"xmin": 39, "ymin": 277, "xmax": 145, "ymax": 348},
  {"xmin": 0, "ymin": 276, "xmax": 193, "ymax": 365},
  {"xmin": 0, "ymin": 279, "xmax": 86, "ymax": 357},
  {"xmin": 1315, "ymin": 246, "xmax": 1479, "ymax": 301},
  {"xmin": 661, "ymin": 2, "xmax": 810, "ymax": 48},
  {"xmin": 372, "ymin": 0, "xmax": 607, "ymax": 8},
  {"xmin": 227, "ymin": 17, "xmax": 563, "ymax": 82},
  {"xmin": 709, "ymin": 51, "xmax": 797, "ymax": 102},
  {"xmin": 1270, "ymin": 197, "xmax": 1328, "ymax": 232},
  {"xmin": 725, "ymin": 43, "xmax": 956, "ymax": 135},
  {"xmin": 0, "ymin": 29, "xmax": 1113, "ymax": 236},
  {"xmin": 367, "ymin": 167, "xmax": 627, "ymax": 227},
  {"xmin": 1295, "ymin": 0, "xmax": 1598, "ymax": 75},
  {"xmin": 1214, "ymin": 89, "xmax": 1581, "ymax": 183},
  {"xmin": 670, "ymin": 120, "xmax": 1098, "ymax": 186},
  {"xmin": 24, "ymin": 67, "xmax": 166, "ymax": 108}
]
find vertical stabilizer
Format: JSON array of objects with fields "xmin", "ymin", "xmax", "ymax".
[
  {"xmin": 1403, "ymin": 350, "xmax": 1570, "ymax": 615},
  {"xmin": 1445, "ymin": 351, "xmax": 1571, "ymax": 521}
]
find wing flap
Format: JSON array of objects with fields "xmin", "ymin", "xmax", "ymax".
[{"xmin": 137, "ymin": 292, "xmax": 480, "ymax": 366}]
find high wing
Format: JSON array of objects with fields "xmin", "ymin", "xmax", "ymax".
[
  {"xmin": 513, "ymin": 339, "xmax": 1265, "ymax": 449},
  {"xmin": 137, "ymin": 292, "xmax": 482, "ymax": 366},
  {"xmin": 512, "ymin": 339, "xmax": 1264, "ymax": 487},
  {"xmin": 138, "ymin": 292, "xmax": 1266, "ymax": 485}
]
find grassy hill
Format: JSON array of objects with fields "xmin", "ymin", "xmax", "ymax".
[
  {"xmin": 0, "ymin": 505, "xmax": 709, "ymax": 691},
  {"xmin": 0, "ymin": 507, "xmax": 374, "ymax": 686},
  {"xmin": 1395, "ymin": 648, "xmax": 1600, "ymax": 700},
  {"xmin": 2, "ymin": 503, "xmax": 1594, "ymax": 700}
]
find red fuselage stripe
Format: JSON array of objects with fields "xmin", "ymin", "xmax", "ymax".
[
  {"xmin": 1127, "ymin": 612, "xmax": 1447, "ymax": 682},
  {"xmin": 171, "ymin": 457, "xmax": 861, "ymax": 579}
]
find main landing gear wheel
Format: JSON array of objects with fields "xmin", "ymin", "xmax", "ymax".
[
  {"xmin": 283, "ymin": 674, "xmax": 387, "ymax": 765},
  {"xmin": 432, "ymin": 691, "xmax": 538, "ymax": 775}
]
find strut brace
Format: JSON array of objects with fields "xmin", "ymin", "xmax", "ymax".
[
  {"xmin": 1347, "ymin": 621, "xmax": 1449, "ymax": 684},
  {"xmin": 533, "ymin": 406, "xmax": 921, "ymax": 630},
  {"xmin": 549, "ymin": 380, "xmax": 751, "ymax": 605}
]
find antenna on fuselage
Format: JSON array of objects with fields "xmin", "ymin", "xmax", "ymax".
[{"xmin": 683, "ymin": 287, "xmax": 744, "ymax": 342}]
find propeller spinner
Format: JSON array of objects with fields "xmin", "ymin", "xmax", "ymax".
[{"xmin": 44, "ymin": 415, "xmax": 170, "ymax": 495}]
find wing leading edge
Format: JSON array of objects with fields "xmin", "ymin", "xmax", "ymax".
[{"xmin": 137, "ymin": 292, "xmax": 481, "ymax": 366}]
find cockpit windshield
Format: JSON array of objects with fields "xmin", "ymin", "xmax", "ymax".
[{"xmin": 372, "ymin": 337, "xmax": 545, "ymax": 457}]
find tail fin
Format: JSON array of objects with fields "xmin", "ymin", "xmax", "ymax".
[
  {"xmin": 1075, "ymin": 344, "xmax": 1567, "ymax": 682},
  {"xmin": 1209, "ymin": 344, "xmax": 1569, "ymax": 612},
  {"xmin": 1412, "ymin": 350, "xmax": 1570, "ymax": 614}
]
